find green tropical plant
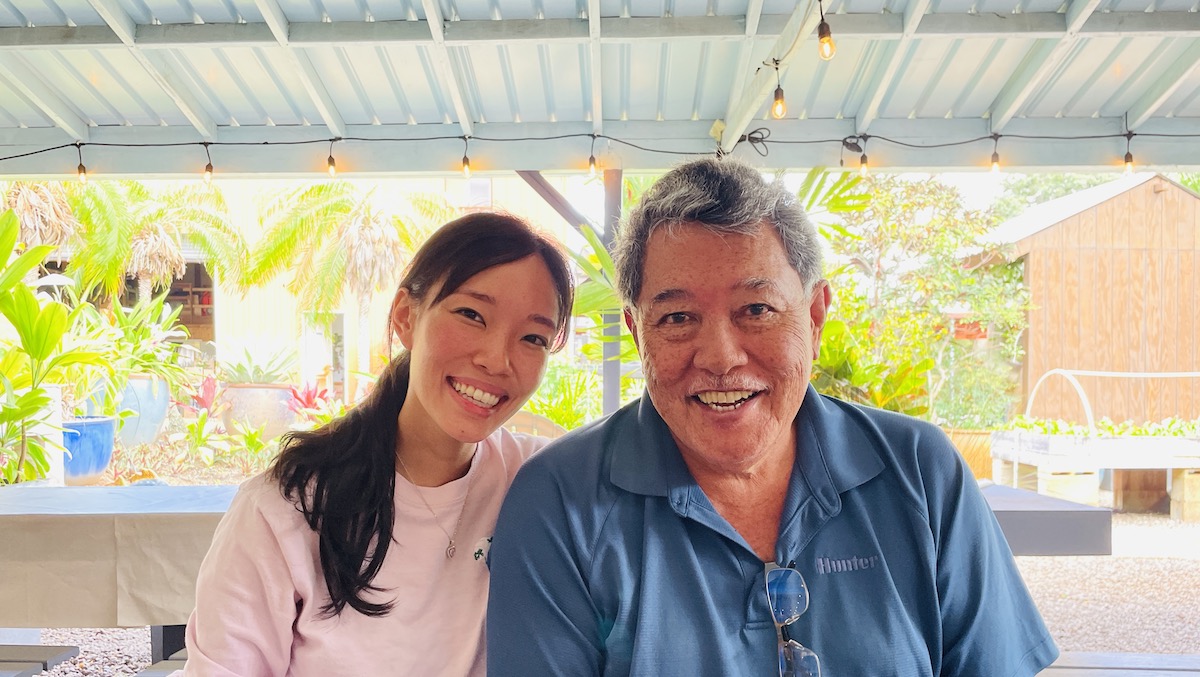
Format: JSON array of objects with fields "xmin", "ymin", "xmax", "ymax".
[
  {"xmin": 243, "ymin": 183, "xmax": 457, "ymax": 383},
  {"xmin": 0, "ymin": 210, "xmax": 108, "ymax": 482},
  {"xmin": 219, "ymin": 348, "xmax": 295, "ymax": 384},
  {"xmin": 168, "ymin": 408, "xmax": 228, "ymax": 465},
  {"xmin": 65, "ymin": 181, "xmax": 244, "ymax": 304},
  {"xmin": 525, "ymin": 360, "xmax": 602, "ymax": 430},
  {"xmin": 810, "ymin": 319, "xmax": 933, "ymax": 417}
]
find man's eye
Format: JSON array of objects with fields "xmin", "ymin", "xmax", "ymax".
[
  {"xmin": 746, "ymin": 303, "xmax": 771, "ymax": 317},
  {"xmin": 659, "ymin": 312, "xmax": 690, "ymax": 326}
]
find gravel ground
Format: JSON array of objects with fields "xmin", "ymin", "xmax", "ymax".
[{"xmin": 31, "ymin": 513, "xmax": 1200, "ymax": 675}]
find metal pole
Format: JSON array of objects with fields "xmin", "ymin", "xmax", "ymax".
[{"xmin": 602, "ymin": 168, "xmax": 623, "ymax": 415}]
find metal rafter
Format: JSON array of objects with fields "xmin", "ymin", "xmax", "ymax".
[
  {"xmin": 84, "ymin": 0, "xmax": 217, "ymax": 139},
  {"xmin": 251, "ymin": 0, "xmax": 346, "ymax": 138},
  {"xmin": 855, "ymin": 0, "xmax": 934, "ymax": 133},
  {"xmin": 988, "ymin": 0, "xmax": 1104, "ymax": 133},
  {"xmin": 1126, "ymin": 42, "xmax": 1200, "ymax": 129},
  {"xmin": 0, "ymin": 54, "xmax": 89, "ymax": 141},
  {"xmin": 718, "ymin": 0, "xmax": 818, "ymax": 153},
  {"xmin": 587, "ymin": 0, "xmax": 602, "ymax": 134},
  {"xmin": 421, "ymin": 0, "xmax": 474, "ymax": 137}
]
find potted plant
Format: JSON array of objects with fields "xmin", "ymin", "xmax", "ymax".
[
  {"xmin": 0, "ymin": 210, "xmax": 108, "ymax": 484},
  {"xmin": 219, "ymin": 348, "xmax": 296, "ymax": 440}
]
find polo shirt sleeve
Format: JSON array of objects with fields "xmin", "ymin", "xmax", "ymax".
[
  {"xmin": 924, "ymin": 433, "xmax": 1059, "ymax": 677},
  {"xmin": 487, "ymin": 457, "xmax": 604, "ymax": 676}
]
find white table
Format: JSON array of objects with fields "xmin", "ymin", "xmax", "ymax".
[{"xmin": 0, "ymin": 482, "xmax": 1111, "ymax": 655}]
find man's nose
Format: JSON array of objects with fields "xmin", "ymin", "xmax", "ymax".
[{"xmin": 691, "ymin": 318, "xmax": 747, "ymax": 375}]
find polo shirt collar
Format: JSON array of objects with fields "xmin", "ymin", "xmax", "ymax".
[{"xmin": 609, "ymin": 386, "xmax": 885, "ymax": 506}]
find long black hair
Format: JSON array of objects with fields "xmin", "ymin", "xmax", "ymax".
[{"xmin": 269, "ymin": 211, "xmax": 573, "ymax": 617}]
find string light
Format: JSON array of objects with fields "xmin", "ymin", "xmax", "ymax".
[
  {"xmin": 990, "ymin": 134, "xmax": 1001, "ymax": 174},
  {"xmin": 858, "ymin": 136, "xmax": 869, "ymax": 177},
  {"xmin": 326, "ymin": 139, "xmax": 337, "ymax": 177},
  {"xmin": 5, "ymin": 129, "xmax": 1180, "ymax": 179},
  {"xmin": 75, "ymin": 142, "xmax": 87, "ymax": 184},
  {"xmin": 769, "ymin": 59, "xmax": 786, "ymax": 119},
  {"xmin": 202, "ymin": 142, "xmax": 213, "ymax": 184},
  {"xmin": 588, "ymin": 134, "xmax": 598, "ymax": 176},
  {"xmin": 817, "ymin": 0, "xmax": 836, "ymax": 61},
  {"xmin": 461, "ymin": 136, "xmax": 471, "ymax": 177},
  {"xmin": 1124, "ymin": 131, "xmax": 1134, "ymax": 174}
]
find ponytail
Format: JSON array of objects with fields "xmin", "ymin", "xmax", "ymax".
[{"xmin": 270, "ymin": 353, "xmax": 411, "ymax": 617}]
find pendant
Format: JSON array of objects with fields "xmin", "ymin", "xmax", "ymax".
[{"xmin": 446, "ymin": 543, "xmax": 456, "ymax": 559}]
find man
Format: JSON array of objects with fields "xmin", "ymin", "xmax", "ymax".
[{"xmin": 487, "ymin": 158, "xmax": 1057, "ymax": 676}]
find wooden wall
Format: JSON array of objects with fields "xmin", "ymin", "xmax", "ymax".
[{"xmin": 1022, "ymin": 176, "xmax": 1200, "ymax": 424}]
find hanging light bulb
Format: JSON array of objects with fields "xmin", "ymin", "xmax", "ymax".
[
  {"xmin": 588, "ymin": 134, "xmax": 598, "ymax": 176},
  {"xmin": 462, "ymin": 136, "xmax": 471, "ymax": 177},
  {"xmin": 1124, "ymin": 151, "xmax": 1134, "ymax": 175},
  {"xmin": 858, "ymin": 153, "xmax": 868, "ymax": 178},
  {"xmin": 75, "ymin": 143, "xmax": 87, "ymax": 184},
  {"xmin": 990, "ymin": 134, "xmax": 1001, "ymax": 174},
  {"xmin": 326, "ymin": 139, "xmax": 338, "ymax": 178},
  {"xmin": 202, "ymin": 142, "xmax": 214, "ymax": 184},
  {"xmin": 772, "ymin": 85, "xmax": 787, "ymax": 119},
  {"xmin": 817, "ymin": 0, "xmax": 836, "ymax": 61}
]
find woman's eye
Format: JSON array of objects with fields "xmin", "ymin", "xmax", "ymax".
[
  {"xmin": 455, "ymin": 308, "xmax": 484, "ymax": 323},
  {"xmin": 524, "ymin": 334, "xmax": 550, "ymax": 348}
]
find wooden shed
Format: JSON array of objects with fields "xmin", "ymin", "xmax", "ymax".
[{"xmin": 986, "ymin": 173, "xmax": 1200, "ymax": 425}]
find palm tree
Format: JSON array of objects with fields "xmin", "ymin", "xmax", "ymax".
[
  {"xmin": 66, "ymin": 181, "xmax": 245, "ymax": 304},
  {"xmin": 0, "ymin": 181, "xmax": 80, "ymax": 283},
  {"xmin": 244, "ymin": 182, "xmax": 457, "ymax": 386}
]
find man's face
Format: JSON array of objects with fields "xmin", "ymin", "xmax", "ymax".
[{"xmin": 625, "ymin": 222, "xmax": 831, "ymax": 476}]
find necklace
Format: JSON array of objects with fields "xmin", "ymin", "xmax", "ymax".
[{"xmin": 397, "ymin": 449, "xmax": 477, "ymax": 559}]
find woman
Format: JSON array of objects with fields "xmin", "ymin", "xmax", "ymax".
[{"xmin": 179, "ymin": 212, "xmax": 574, "ymax": 676}]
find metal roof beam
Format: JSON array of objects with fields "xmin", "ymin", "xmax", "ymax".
[
  {"xmin": 83, "ymin": 0, "xmax": 217, "ymax": 139},
  {"xmin": 856, "ymin": 0, "xmax": 934, "ymax": 133},
  {"xmin": 718, "ymin": 0, "xmax": 818, "ymax": 154},
  {"xmin": 421, "ymin": 0, "xmax": 473, "ymax": 138},
  {"xmin": 0, "ymin": 54, "xmax": 90, "ymax": 141},
  {"xmin": 1126, "ymin": 42, "xmax": 1200, "ymax": 130},
  {"xmin": 587, "ymin": 0, "xmax": 602, "ymax": 134},
  {"xmin": 251, "ymin": 0, "xmax": 346, "ymax": 139},
  {"xmin": 988, "ymin": 0, "xmax": 1104, "ymax": 133},
  {"xmin": 6, "ymin": 12, "xmax": 1200, "ymax": 52},
  {"xmin": 718, "ymin": 0, "xmax": 764, "ymax": 162}
]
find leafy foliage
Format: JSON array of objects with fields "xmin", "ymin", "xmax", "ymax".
[
  {"xmin": 219, "ymin": 348, "xmax": 294, "ymax": 384},
  {"xmin": 1007, "ymin": 415, "xmax": 1200, "ymax": 438},
  {"xmin": 991, "ymin": 173, "xmax": 1119, "ymax": 223},
  {"xmin": 811, "ymin": 320, "xmax": 933, "ymax": 416},
  {"xmin": 525, "ymin": 359, "xmax": 603, "ymax": 430}
]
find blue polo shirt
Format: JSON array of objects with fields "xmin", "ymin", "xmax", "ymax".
[{"xmin": 487, "ymin": 387, "xmax": 1058, "ymax": 676}]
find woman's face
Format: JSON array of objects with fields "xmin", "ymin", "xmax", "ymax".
[{"xmin": 392, "ymin": 254, "xmax": 561, "ymax": 445}]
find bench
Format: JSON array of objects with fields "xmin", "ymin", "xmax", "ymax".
[
  {"xmin": 1044, "ymin": 651, "xmax": 1200, "ymax": 675},
  {"xmin": 0, "ymin": 644, "xmax": 79, "ymax": 670},
  {"xmin": 0, "ymin": 664, "xmax": 41, "ymax": 677},
  {"xmin": 134, "ymin": 659, "xmax": 186, "ymax": 676}
]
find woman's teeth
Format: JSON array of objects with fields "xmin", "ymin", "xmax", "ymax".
[{"xmin": 453, "ymin": 381, "xmax": 500, "ymax": 407}]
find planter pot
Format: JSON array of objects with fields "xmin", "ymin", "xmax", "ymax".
[
  {"xmin": 62, "ymin": 415, "xmax": 117, "ymax": 485},
  {"xmin": 117, "ymin": 374, "xmax": 171, "ymax": 448},
  {"xmin": 221, "ymin": 383, "xmax": 295, "ymax": 440}
]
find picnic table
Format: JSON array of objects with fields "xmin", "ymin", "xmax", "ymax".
[{"xmin": 0, "ymin": 481, "xmax": 1111, "ymax": 660}]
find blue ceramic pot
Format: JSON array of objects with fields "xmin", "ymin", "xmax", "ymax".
[
  {"xmin": 63, "ymin": 415, "xmax": 117, "ymax": 485},
  {"xmin": 118, "ymin": 375, "xmax": 171, "ymax": 447}
]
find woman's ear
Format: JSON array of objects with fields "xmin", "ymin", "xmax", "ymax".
[{"xmin": 390, "ymin": 288, "xmax": 418, "ymax": 350}]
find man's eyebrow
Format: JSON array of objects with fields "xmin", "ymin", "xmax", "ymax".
[
  {"xmin": 647, "ymin": 288, "xmax": 691, "ymax": 307},
  {"xmin": 456, "ymin": 288, "xmax": 557, "ymax": 331}
]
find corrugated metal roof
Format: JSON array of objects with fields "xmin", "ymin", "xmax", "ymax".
[{"xmin": 1, "ymin": 0, "xmax": 1200, "ymax": 176}]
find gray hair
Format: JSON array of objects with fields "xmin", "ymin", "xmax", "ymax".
[{"xmin": 613, "ymin": 157, "xmax": 824, "ymax": 307}]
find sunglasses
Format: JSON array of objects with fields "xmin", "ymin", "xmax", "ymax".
[{"xmin": 764, "ymin": 561, "xmax": 822, "ymax": 677}]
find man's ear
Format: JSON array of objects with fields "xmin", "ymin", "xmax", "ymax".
[
  {"xmin": 390, "ymin": 288, "xmax": 417, "ymax": 350},
  {"xmin": 623, "ymin": 308, "xmax": 641, "ymax": 352},
  {"xmin": 809, "ymin": 280, "xmax": 833, "ymax": 360}
]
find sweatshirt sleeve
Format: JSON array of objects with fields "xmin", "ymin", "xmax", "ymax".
[{"xmin": 181, "ymin": 478, "xmax": 304, "ymax": 676}]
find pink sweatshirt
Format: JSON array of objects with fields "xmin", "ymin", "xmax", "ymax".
[{"xmin": 178, "ymin": 428, "xmax": 544, "ymax": 676}]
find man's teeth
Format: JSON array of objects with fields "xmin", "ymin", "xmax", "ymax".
[
  {"xmin": 696, "ymin": 390, "xmax": 754, "ymax": 409},
  {"xmin": 453, "ymin": 381, "xmax": 500, "ymax": 407}
]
